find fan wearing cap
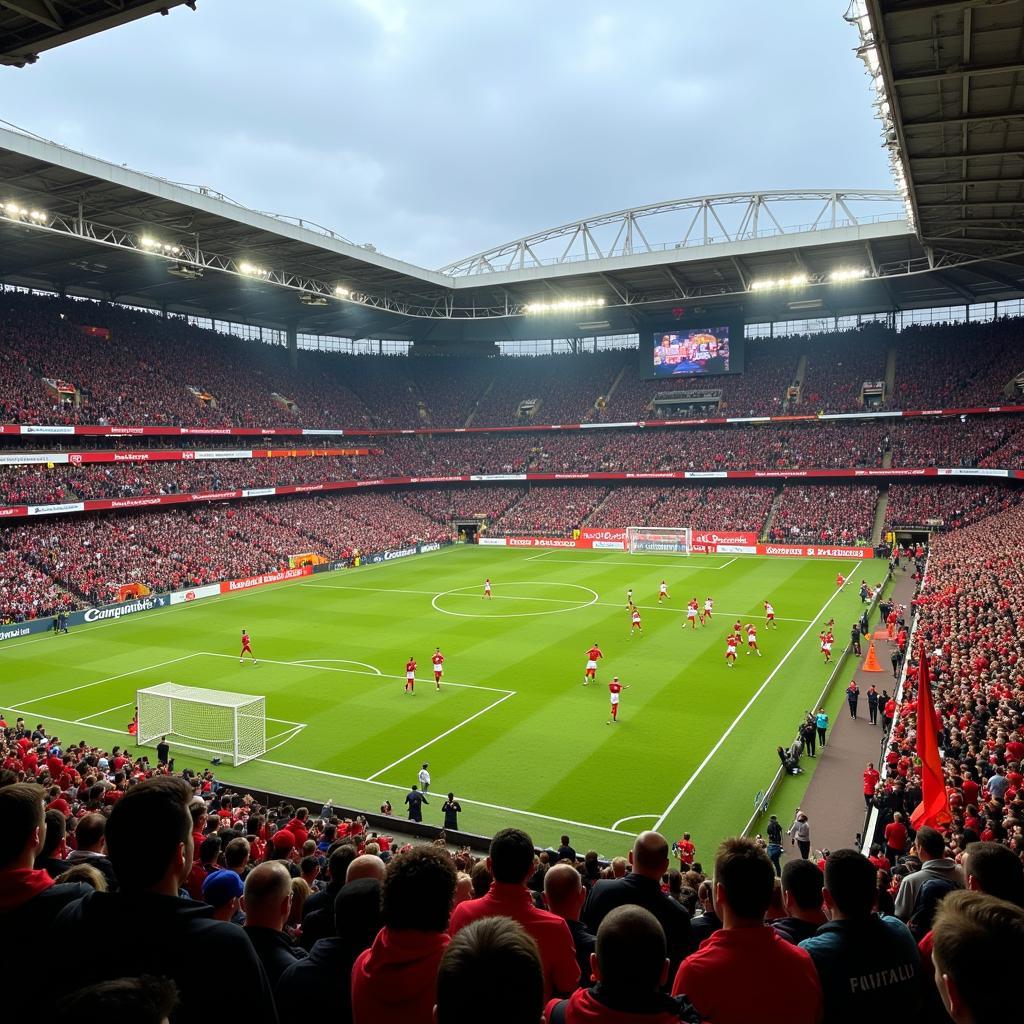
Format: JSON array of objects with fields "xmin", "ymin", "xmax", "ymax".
[
  {"xmin": 202, "ymin": 868, "xmax": 244, "ymax": 923},
  {"xmin": 269, "ymin": 827, "xmax": 301, "ymax": 875}
]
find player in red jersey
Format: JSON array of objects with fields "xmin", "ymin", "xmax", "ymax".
[
  {"xmin": 725, "ymin": 632, "xmax": 739, "ymax": 667},
  {"xmin": 483, "ymin": 578, "xmax": 492, "ymax": 599},
  {"xmin": 629, "ymin": 606, "xmax": 642, "ymax": 637},
  {"xmin": 607, "ymin": 676, "xmax": 630, "ymax": 724},
  {"xmin": 701, "ymin": 596, "xmax": 713, "ymax": 624},
  {"xmin": 745, "ymin": 623, "xmax": 762, "ymax": 657},
  {"xmin": 431, "ymin": 648, "xmax": 444, "ymax": 690},
  {"xmin": 674, "ymin": 833, "xmax": 695, "ymax": 866},
  {"xmin": 820, "ymin": 630, "xmax": 834, "ymax": 664},
  {"xmin": 583, "ymin": 643, "xmax": 603, "ymax": 686},
  {"xmin": 733, "ymin": 619, "xmax": 742, "ymax": 636},
  {"xmin": 658, "ymin": 580, "xmax": 670, "ymax": 603},
  {"xmin": 764, "ymin": 601, "xmax": 777, "ymax": 628},
  {"xmin": 685, "ymin": 598, "xmax": 700, "ymax": 629},
  {"xmin": 240, "ymin": 629, "xmax": 256, "ymax": 664},
  {"xmin": 836, "ymin": 572, "xmax": 846, "ymax": 589},
  {"xmin": 404, "ymin": 656, "xmax": 417, "ymax": 694}
]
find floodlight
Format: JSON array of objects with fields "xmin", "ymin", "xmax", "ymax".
[
  {"xmin": 523, "ymin": 297, "xmax": 606, "ymax": 315},
  {"xmin": 334, "ymin": 285, "xmax": 350, "ymax": 297},
  {"xmin": 829, "ymin": 267, "xmax": 868, "ymax": 283},
  {"xmin": 239, "ymin": 261, "xmax": 269, "ymax": 278}
]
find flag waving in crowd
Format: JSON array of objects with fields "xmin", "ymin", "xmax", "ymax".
[{"xmin": 910, "ymin": 645, "xmax": 951, "ymax": 831}]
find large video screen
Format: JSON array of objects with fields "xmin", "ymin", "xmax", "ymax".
[{"xmin": 650, "ymin": 326, "xmax": 731, "ymax": 377}]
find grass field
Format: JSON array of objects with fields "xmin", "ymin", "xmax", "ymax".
[{"xmin": 0, "ymin": 545, "xmax": 873, "ymax": 857}]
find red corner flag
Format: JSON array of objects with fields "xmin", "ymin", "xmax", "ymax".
[{"xmin": 910, "ymin": 645, "xmax": 951, "ymax": 831}]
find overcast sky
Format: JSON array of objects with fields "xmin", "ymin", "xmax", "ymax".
[{"xmin": 1, "ymin": 0, "xmax": 891, "ymax": 269}]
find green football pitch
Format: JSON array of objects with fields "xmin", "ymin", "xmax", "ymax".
[{"xmin": 0, "ymin": 545, "xmax": 874, "ymax": 857}]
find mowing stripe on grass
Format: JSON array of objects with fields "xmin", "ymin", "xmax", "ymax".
[
  {"xmin": 652, "ymin": 559, "xmax": 863, "ymax": 833},
  {"xmin": 366, "ymin": 690, "xmax": 517, "ymax": 781}
]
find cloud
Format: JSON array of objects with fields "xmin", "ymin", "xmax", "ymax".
[{"xmin": 0, "ymin": 0, "xmax": 890, "ymax": 268}]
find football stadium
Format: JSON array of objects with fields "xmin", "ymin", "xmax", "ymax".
[{"xmin": 2, "ymin": 3, "xmax": 1024, "ymax": 1022}]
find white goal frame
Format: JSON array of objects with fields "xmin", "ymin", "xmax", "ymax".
[
  {"xmin": 136, "ymin": 682, "xmax": 267, "ymax": 766},
  {"xmin": 626, "ymin": 526, "xmax": 693, "ymax": 556}
]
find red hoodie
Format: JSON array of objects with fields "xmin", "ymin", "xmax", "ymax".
[
  {"xmin": 0, "ymin": 868, "xmax": 54, "ymax": 911},
  {"xmin": 351, "ymin": 927, "xmax": 449, "ymax": 1024}
]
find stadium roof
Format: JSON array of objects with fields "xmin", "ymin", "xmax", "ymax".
[
  {"xmin": 854, "ymin": 1, "xmax": 1024, "ymax": 283},
  {"xmin": 0, "ymin": 1, "xmax": 195, "ymax": 67},
  {"xmin": 0, "ymin": 117, "xmax": 1023, "ymax": 343}
]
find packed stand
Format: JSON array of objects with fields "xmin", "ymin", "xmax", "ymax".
[
  {"xmin": 769, "ymin": 485, "xmax": 879, "ymax": 545},
  {"xmin": 395, "ymin": 487, "xmax": 524, "ymax": 525},
  {"xmin": 885, "ymin": 484, "xmax": 1021, "ymax": 531},
  {"xmin": 887, "ymin": 416, "xmax": 1021, "ymax": 468},
  {"xmin": 795, "ymin": 329, "xmax": 890, "ymax": 413},
  {"xmin": 587, "ymin": 485, "xmax": 775, "ymax": 533},
  {"xmin": 488, "ymin": 486, "xmax": 610, "ymax": 536}
]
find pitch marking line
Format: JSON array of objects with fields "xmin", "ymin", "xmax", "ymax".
[
  {"xmin": 197, "ymin": 652, "xmax": 513, "ymax": 695},
  {"xmin": 612, "ymin": 813, "xmax": 660, "ymax": 830},
  {"xmin": 366, "ymin": 690, "xmax": 517, "ymax": 781},
  {"xmin": 77, "ymin": 700, "xmax": 134, "ymax": 722},
  {"xmin": 287, "ymin": 658, "xmax": 383, "ymax": 675},
  {"xmin": 301, "ymin": 581, "xmax": 813, "ymax": 623},
  {"xmin": 4, "ymin": 653, "xmax": 203, "ymax": 710},
  {"xmin": 652, "ymin": 559, "xmax": 863, "ymax": 832},
  {"xmin": 432, "ymin": 582, "xmax": 599, "ymax": 619},
  {"xmin": 524, "ymin": 552, "xmax": 737, "ymax": 569},
  {"xmin": 259, "ymin": 757, "xmax": 639, "ymax": 838}
]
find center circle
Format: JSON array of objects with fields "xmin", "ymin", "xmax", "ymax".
[{"xmin": 431, "ymin": 581, "xmax": 600, "ymax": 619}]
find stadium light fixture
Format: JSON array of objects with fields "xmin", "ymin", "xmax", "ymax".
[
  {"xmin": 2, "ymin": 202, "xmax": 48, "ymax": 223},
  {"xmin": 523, "ymin": 297, "xmax": 606, "ymax": 315},
  {"xmin": 749, "ymin": 273, "xmax": 809, "ymax": 292},
  {"xmin": 829, "ymin": 267, "xmax": 868, "ymax": 283},
  {"xmin": 140, "ymin": 235, "xmax": 182, "ymax": 257},
  {"xmin": 334, "ymin": 285, "xmax": 350, "ymax": 298},
  {"xmin": 239, "ymin": 261, "xmax": 270, "ymax": 279}
]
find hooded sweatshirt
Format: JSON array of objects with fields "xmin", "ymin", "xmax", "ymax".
[{"xmin": 351, "ymin": 927, "xmax": 450, "ymax": 1024}]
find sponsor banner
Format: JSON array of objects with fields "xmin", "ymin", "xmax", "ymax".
[
  {"xmin": 478, "ymin": 537, "xmax": 508, "ymax": 546},
  {"xmin": 101, "ymin": 496, "xmax": 166, "ymax": 510},
  {"xmin": 693, "ymin": 531, "xmax": 758, "ymax": 545},
  {"xmin": 78, "ymin": 594, "xmax": 171, "ymax": 623},
  {"xmin": 195, "ymin": 449, "xmax": 253, "ymax": 460},
  {"xmin": 715, "ymin": 544, "xmax": 758, "ymax": 555},
  {"xmin": 469, "ymin": 473, "xmax": 527, "ymax": 482},
  {"xmin": 505, "ymin": 537, "xmax": 581, "ymax": 549},
  {"xmin": 758, "ymin": 544, "xmax": 874, "ymax": 559},
  {"xmin": 592, "ymin": 540, "xmax": 625, "ymax": 550},
  {"xmin": 189, "ymin": 490, "xmax": 242, "ymax": 502},
  {"xmin": 21, "ymin": 425, "xmax": 75, "ymax": 435},
  {"xmin": 0, "ymin": 619, "xmax": 53, "ymax": 642},
  {"xmin": 418, "ymin": 541, "xmax": 443, "ymax": 554},
  {"xmin": 684, "ymin": 471, "xmax": 728, "ymax": 479},
  {"xmin": 242, "ymin": 487, "xmax": 277, "ymax": 498},
  {"xmin": 580, "ymin": 528, "xmax": 628, "ymax": 542},
  {"xmin": 220, "ymin": 566, "xmax": 313, "ymax": 592},
  {"xmin": 383, "ymin": 546, "xmax": 418, "ymax": 560},
  {"xmin": 170, "ymin": 583, "xmax": 221, "ymax": 605},
  {"xmin": 0, "ymin": 452, "xmax": 69, "ymax": 465},
  {"xmin": 29, "ymin": 501, "xmax": 84, "ymax": 515},
  {"xmin": 302, "ymin": 429, "xmax": 346, "ymax": 435},
  {"xmin": 409, "ymin": 476, "xmax": 468, "ymax": 484},
  {"xmin": 0, "ymin": 505, "xmax": 27, "ymax": 517},
  {"xmin": 935, "ymin": 467, "xmax": 1010, "ymax": 478}
]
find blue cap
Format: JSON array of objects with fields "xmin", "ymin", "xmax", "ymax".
[{"xmin": 201, "ymin": 868, "xmax": 243, "ymax": 907}]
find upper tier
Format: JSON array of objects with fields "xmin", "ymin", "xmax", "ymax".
[{"xmin": 2, "ymin": 291, "xmax": 1023, "ymax": 431}]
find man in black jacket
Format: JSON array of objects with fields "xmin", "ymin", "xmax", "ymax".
[
  {"xmin": 55, "ymin": 776, "xmax": 277, "ymax": 1024},
  {"xmin": 772, "ymin": 859, "xmax": 827, "ymax": 945},
  {"xmin": 275, "ymin": 879, "xmax": 381, "ymax": 1024},
  {"xmin": 0, "ymin": 784, "xmax": 91, "ymax": 994},
  {"xmin": 243, "ymin": 861, "xmax": 307, "ymax": 986},
  {"xmin": 583, "ymin": 831, "xmax": 694, "ymax": 975}
]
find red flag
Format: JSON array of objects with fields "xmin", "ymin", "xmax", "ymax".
[{"xmin": 910, "ymin": 645, "xmax": 951, "ymax": 831}]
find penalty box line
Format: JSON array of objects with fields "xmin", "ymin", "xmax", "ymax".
[
  {"xmin": 259, "ymin": 756, "xmax": 638, "ymax": 839},
  {"xmin": 652, "ymin": 558, "xmax": 864, "ymax": 833}
]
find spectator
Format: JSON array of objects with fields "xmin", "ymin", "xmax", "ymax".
[
  {"xmin": 450, "ymin": 827, "xmax": 580, "ymax": 998},
  {"xmin": 799, "ymin": 849, "xmax": 921, "ymax": 1021},
  {"xmin": 893, "ymin": 826, "xmax": 964, "ymax": 924},
  {"xmin": 689, "ymin": 880, "xmax": 721, "ymax": 947},
  {"xmin": 437, "ymin": 916, "xmax": 546, "ymax": 1024},
  {"xmin": 671, "ymin": 837, "xmax": 822, "ymax": 1024},
  {"xmin": 61, "ymin": 811, "xmax": 118, "ymax": 889},
  {"xmin": 772, "ymin": 859, "xmax": 827, "ymax": 945},
  {"xmin": 55, "ymin": 976, "xmax": 179, "ymax": 1023},
  {"xmin": 884, "ymin": 812, "xmax": 908, "ymax": 866},
  {"xmin": 202, "ymin": 867, "xmax": 244, "ymax": 922},
  {"xmin": 544, "ymin": 861, "xmax": 596, "ymax": 988},
  {"xmin": 766, "ymin": 814, "xmax": 785, "ymax": 876},
  {"xmin": 545, "ymin": 906, "xmax": 701, "ymax": 1023},
  {"xmin": 788, "ymin": 811, "xmax": 811, "ymax": 860},
  {"xmin": 347, "ymin": 853, "xmax": 387, "ymax": 883},
  {"xmin": 243, "ymin": 861, "xmax": 307, "ymax": 986},
  {"xmin": 351, "ymin": 845, "xmax": 457, "ymax": 1024},
  {"xmin": 583, "ymin": 831, "xmax": 694, "ymax": 977},
  {"xmin": 0, "ymin": 783, "xmax": 91, "ymax": 992},
  {"xmin": 931, "ymin": 891, "xmax": 1024, "ymax": 1024},
  {"xmin": 557, "ymin": 834, "xmax": 577, "ymax": 862},
  {"xmin": 275, "ymin": 878, "xmax": 381, "ymax": 1024},
  {"xmin": 54, "ymin": 777, "xmax": 276, "ymax": 1024}
]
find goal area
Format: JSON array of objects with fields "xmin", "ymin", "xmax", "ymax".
[
  {"xmin": 626, "ymin": 526, "xmax": 692, "ymax": 556},
  {"xmin": 136, "ymin": 682, "xmax": 267, "ymax": 766}
]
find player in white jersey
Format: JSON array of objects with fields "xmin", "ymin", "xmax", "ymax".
[
  {"xmin": 658, "ymin": 580, "xmax": 669, "ymax": 603},
  {"xmin": 745, "ymin": 623, "xmax": 762, "ymax": 656},
  {"xmin": 702, "ymin": 597, "xmax": 714, "ymax": 624},
  {"xmin": 483, "ymin": 578, "xmax": 492, "ymax": 599},
  {"xmin": 764, "ymin": 601, "xmax": 778, "ymax": 628},
  {"xmin": 629, "ymin": 607, "xmax": 642, "ymax": 637}
]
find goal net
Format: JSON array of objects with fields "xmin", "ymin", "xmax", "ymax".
[
  {"xmin": 136, "ymin": 682, "xmax": 267, "ymax": 766},
  {"xmin": 626, "ymin": 526, "xmax": 692, "ymax": 556}
]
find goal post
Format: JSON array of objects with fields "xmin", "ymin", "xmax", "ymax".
[
  {"xmin": 626, "ymin": 526, "xmax": 693, "ymax": 556},
  {"xmin": 136, "ymin": 682, "xmax": 267, "ymax": 766}
]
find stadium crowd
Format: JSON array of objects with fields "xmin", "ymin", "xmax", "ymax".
[
  {"xmin": 769, "ymin": 485, "xmax": 879, "ymax": 545},
  {"xmin": 3, "ymin": 291, "xmax": 1024, "ymax": 432},
  {"xmin": 885, "ymin": 484, "xmax": 1021, "ymax": 532}
]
